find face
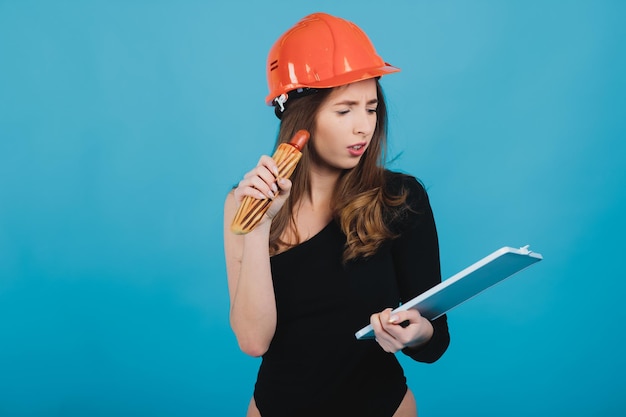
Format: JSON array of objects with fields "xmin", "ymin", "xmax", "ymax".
[{"xmin": 312, "ymin": 78, "xmax": 378, "ymax": 171}]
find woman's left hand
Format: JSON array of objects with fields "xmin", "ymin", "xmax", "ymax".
[{"xmin": 370, "ymin": 308, "xmax": 434, "ymax": 353}]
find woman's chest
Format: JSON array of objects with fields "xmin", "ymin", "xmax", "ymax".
[{"xmin": 270, "ymin": 224, "xmax": 401, "ymax": 323}]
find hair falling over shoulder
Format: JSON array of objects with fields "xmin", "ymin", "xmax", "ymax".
[{"xmin": 268, "ymin": 80, "xmax": 409, "ymax": 262}]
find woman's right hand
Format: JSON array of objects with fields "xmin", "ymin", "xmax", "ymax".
[{"xmin": 233, "ymin": 155, "xmax": 293, "ymax": 222}]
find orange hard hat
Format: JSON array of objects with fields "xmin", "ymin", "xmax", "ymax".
[{"xmin": 265, "ymin": 12, "xmax": 400, "ymax": 107}]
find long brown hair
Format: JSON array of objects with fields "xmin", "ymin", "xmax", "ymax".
[{"xmin": 269, "ymin": 80, "xmax": 407, "ymax": 262}]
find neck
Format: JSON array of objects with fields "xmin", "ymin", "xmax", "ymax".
[{"xmin": 303, "ymin": 165, "xmax": 342, "ymax": 212}]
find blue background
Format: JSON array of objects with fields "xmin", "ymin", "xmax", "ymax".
[{"xmin": 1, "ymin": 1, "xmax": 625, "ymax": 416}]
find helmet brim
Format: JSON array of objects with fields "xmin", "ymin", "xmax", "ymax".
[{"xmin": 266, "ymin": 64, "xmax": 400, "ymax": 106}]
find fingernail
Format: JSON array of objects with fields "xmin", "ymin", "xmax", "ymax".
[
  {"xmin": 389, "ymin": 315, "xmax": 399, "ymax": 324},
  {"xmin": 273, "ymin": 167, "xmax": 279, "ymax": 176},
  {"xmin": 268, "ymin": 190, "xmax": 275, "ymax": 199},
  {"xmin": 271, "ymin": 183, "xmax": 278, "ymax": 193}
]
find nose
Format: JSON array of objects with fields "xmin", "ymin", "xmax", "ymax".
[{"xmin": 353, "ymin": 108, "xmax": 375, "ymax": 137}]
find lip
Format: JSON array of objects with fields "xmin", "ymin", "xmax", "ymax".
[{"xmin": 347, "ymin": 142, "xmax": 367, "ymax": 157}]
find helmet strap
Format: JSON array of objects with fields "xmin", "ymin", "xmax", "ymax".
[
  {"xmin": 273, "ymin": 88, "xmax": 320, "ymax": 120},
  {"xmin": 275, "ymin": 94, "xmax": 288, "ymax": 112}
]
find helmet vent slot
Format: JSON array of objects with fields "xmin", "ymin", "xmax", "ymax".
[{"xmin": 270, "ymin": 60, "xmax": 279, "ymax": 71}]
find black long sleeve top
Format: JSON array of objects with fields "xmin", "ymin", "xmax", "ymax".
[{"xmin": 253, "ymin": 172, "xmax": 450, "ymax": 417}]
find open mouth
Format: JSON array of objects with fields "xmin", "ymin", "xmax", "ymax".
[{"xmin": 347, "ymin": 142, "xmax": 367, "ymax": 156}]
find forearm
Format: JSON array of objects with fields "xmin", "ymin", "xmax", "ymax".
[{"xmin": 229, "ymin": 221, "xmax": 277, "ymax": 357}]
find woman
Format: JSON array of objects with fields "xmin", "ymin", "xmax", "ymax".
[{"xmin": 224, "ymin": 12, "xmax": 450, "ymax": 417}]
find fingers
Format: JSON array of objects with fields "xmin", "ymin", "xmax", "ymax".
[
  {"xmin": 387, "ymin": 309, "xmax": 421, "ymax": 331},
  {"xmin": 232, "ymin": 156, "xmax": 295, "ymax": 224},
  {"xmin": 265, "ymin": 178, "xmax": 292, "ymax": 219},
  {"xmin": 370, "ymin": 308, "xmax": 427, "ymax": 353},
  {"xmin": 275, "ymin": 177, "xmax": 292, "ymax": 193},
  {"xmin": 235, "ymin": 156, "xmax": 280, "ymax": 202},
  {"xmin": 370, "ymin": 309, "xmax": 404, "ymax": 353}
]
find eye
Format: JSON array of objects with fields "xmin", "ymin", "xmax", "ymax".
[
  {"xmin": 367, "ymin": 108, "xmax": 378, "ymax": 114},
  {"xmin": 336, "ymin": 109, "xmax": 350, "ymax": 115}
]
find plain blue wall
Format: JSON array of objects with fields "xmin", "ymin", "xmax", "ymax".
[{"xmin": 1, "ymin": 1, "xmax": 624, "ymax": 416}]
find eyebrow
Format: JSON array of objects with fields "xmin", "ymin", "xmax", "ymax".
[{"xmin": 332, "ymin": 98, "xmax": 379, "ymax": 106}]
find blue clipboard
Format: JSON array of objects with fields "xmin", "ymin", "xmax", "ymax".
[{"xmin": 355, "ymin": 245, "xmax": 543, "ymax": 340}]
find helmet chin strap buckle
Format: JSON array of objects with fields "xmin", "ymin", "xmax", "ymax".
[{"xmin": 275, "ymin": 93, "xmax": 288, "ymax": 112}]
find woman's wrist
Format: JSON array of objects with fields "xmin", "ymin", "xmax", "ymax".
[{"xmin": 243, "ymin": 217, "xmax": 272, "ymax": 241}]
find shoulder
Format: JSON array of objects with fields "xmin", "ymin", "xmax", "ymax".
[
  {"xmin": 384, "ymin": 170, "xmax": 429, "ymax": 207},
  {"xmin": 224, "ymin": 188, "xmax": 236, "ymax": 207},
  {"xmin": 383, "ymin": 170, "xmax": 434, "ymax": 232},
  {"xmin": 224, "ymin": 189, "xmax": 239, "ymax": 223}
]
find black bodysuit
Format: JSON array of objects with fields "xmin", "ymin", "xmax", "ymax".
[{"xmin": 254, "ymin": 172, "xmax": 450, "ymax": 417}]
